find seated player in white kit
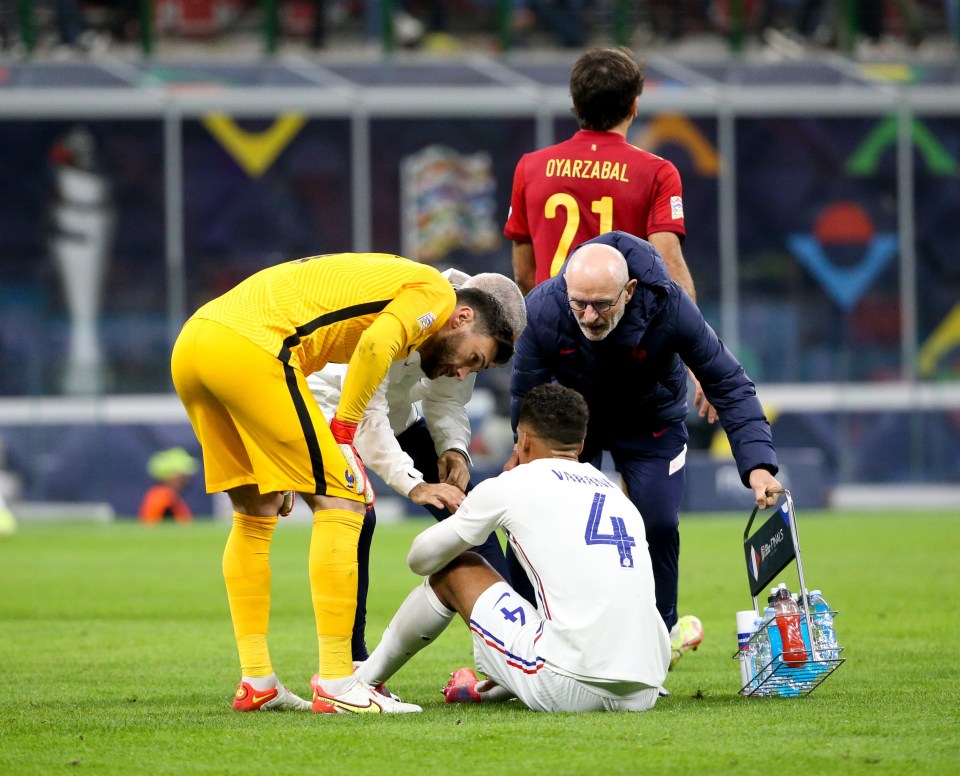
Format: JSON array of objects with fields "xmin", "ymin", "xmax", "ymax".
[{"xmin": 356, "ymin": 383, "xmax": 671, "ymax": 712}]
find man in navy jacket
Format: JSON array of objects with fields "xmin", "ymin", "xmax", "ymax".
[{"xmin": 509, "ymin": 231, "xmax": 781, "ymax": 652}]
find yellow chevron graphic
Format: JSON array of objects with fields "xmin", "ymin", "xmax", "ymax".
[
  {"xmin": 632, "ymin": 115, "xmax": 721, "ymax": 176},
  {"xmin": 202, "ymin": 113, "xmax": 307, "ymax": 178},
  {"xmin": 918, "ymin": 304, "xmax": 960, "ymax": 377}
]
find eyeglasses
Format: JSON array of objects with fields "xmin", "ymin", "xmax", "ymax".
[{"xmin": 568, "ymin": 283, "xmax": 629, "ymax": 314}]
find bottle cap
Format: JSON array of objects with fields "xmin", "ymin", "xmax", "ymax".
[{"xmin": 810, "ymin": 590, "xmax": 822, "ymax": 596}]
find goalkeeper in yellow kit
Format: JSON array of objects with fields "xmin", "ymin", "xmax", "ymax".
[{"xmin": 171, "ymin": 253, "xmax": 516, "ymax": 714}]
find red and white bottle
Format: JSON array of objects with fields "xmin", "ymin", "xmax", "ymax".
[{"xmin": 772, "ymin": 584, "xmax": 809, "ymax": 667}]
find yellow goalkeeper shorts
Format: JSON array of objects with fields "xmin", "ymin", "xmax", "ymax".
[{"xmin": 171, "ymin": 317, "xmax": 363, "ymax": 502}]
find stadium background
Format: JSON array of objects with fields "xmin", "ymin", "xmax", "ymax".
[{"xmin": 1, "ymin": 1, "xmax": 959, "ymax": 519}]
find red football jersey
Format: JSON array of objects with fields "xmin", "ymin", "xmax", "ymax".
[{"xmin": 504, "ymin": 130, "xmax": 685, "ymax": 286}]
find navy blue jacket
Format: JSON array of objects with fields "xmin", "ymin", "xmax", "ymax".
[{"xmin": 510, "ymin": 231, "xmax": 778, "ymax": 487}]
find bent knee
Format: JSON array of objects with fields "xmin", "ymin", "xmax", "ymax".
[
  {"xmin": 428, "ymin": 551, "xmax": 497, "ymax": 592},
  {"xmin": 432, "ymin": 550, "xmax": 491, "ymax": 578},
  {"xmin": 228, "ymin": 485, "xmax": 283, "ymax": 517}
]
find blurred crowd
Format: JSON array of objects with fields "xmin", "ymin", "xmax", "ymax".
[{"xmin": 2, "ymin": 1, "xmax": 958, "ymax": 58}]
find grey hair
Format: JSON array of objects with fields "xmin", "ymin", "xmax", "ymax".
[{"xmin": 462, "ymin": 272, "xmax": 527, "ymax": 340}]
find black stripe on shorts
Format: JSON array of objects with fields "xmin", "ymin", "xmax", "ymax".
[{"xmin": 283, "ymin": 362, "xmax": 326, "ymax": 495}]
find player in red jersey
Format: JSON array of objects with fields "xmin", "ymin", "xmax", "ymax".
[
  {"xmin": 504, "ymin": 46, "xmax": 713, "ymax": 423},
  {"xmin": 504, "ymin": 46, "xmax": 695, "ymax": 301}
]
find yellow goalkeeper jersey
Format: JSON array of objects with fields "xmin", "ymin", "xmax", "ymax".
[{"xmin": 191, "ymin": 253, "xmax": 455, "ymax": 422}]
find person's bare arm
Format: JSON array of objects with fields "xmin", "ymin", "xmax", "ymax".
[
  {"xmin": 648, "ymin": 231, "xmax": 695, "ymax": 301},
  {"xmin": 648, "ymin": 231, "xmax": 717, "ymax": 423},
  {"xmin": 512, "ymin": 241, "xmax": 536, "ymax": 296}
]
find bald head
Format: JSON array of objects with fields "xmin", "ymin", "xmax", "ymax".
[
  {"xmin": 565, "ymin": 243, "xmax": 635, "ymax": 341},
  {"xmin": 566, "ymin": 243, "xmax": 630, "ymax": 290}
]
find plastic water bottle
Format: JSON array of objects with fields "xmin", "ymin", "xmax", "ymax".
[
  {"xmin": 764, "ymin": 600, "xmax": 783, "ymax": 664},
  {"xmin": 752, "ymin": 616, "xmax": 772, "ymax": 689},
  {"xmin": 772, "ymin": 584, "xmax": 808, "ymax": 667},
  {"xmin": 795, "ymin": 593, "xmax": 829, "ymax": 682},
  {"xmin": 763, "ymin": 600, "xmax": 784, "ymax": 693},
  {"xmin": 809, "ymin": 590, "xmax": 839, "ymax": 660}
]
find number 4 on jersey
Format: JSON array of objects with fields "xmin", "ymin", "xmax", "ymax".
[{"xmin": 584, "ymin": 492, "xmax": 636, "ymax": 568}]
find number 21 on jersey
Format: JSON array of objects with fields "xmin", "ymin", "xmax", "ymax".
[
  {"xmin": 584, "ymin": 492, "xmax": 636, "ymax": 568},
  {"xmin": 545, "ymin": 194, "xmax": 614, "ymax": 277}
]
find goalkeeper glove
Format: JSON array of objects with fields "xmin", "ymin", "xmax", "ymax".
[{"xmin": 329, "ymin": 417, "xmax": 374, "ymax": 506}]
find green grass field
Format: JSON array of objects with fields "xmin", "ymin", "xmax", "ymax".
[{"xmin": 2, "ymin": 511, "xmax": 959, "ymax": 774}]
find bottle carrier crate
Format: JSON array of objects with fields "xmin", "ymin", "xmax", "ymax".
[{"xmin": 733, "ymin": 489, "xmax": 845, "ymax": 697}]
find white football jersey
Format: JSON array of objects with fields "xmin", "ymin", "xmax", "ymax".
[{"xmin": 449, "ymin": 457, "xmax": 671, "ymax": 687}]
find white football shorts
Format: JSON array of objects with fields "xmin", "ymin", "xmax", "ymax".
[{"xmin": 468, "ymin": 581, "xmax": 659, "ymax": 712}]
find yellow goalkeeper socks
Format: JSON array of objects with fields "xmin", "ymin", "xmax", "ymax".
[
  {"xmin": 222, "ymin": 512, "xmax": 278, "ymax": 678},
  {"xmin": 309, "ymin": 508, "xmax": 363, "ymax": 681}
]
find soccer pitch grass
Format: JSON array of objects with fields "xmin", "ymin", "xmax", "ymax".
[{"xmin": 2, "ymin": 512, "xmax": 958, "ymax": 774}]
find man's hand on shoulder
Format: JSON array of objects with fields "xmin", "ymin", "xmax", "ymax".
[
  {"xmin": 409, "ymin": 482, "xmax": 466, "ymax": 512},
  {"xmin": 438, "ymin": 449, "xmax": 470, "ymax": 491}
]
